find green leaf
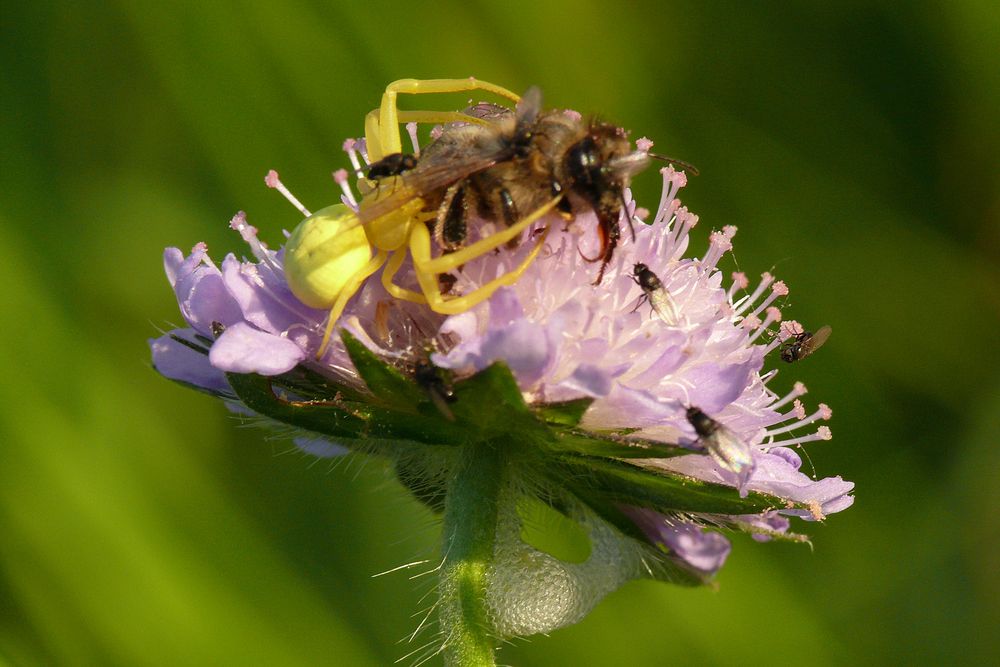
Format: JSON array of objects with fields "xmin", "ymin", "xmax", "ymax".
[
  {"xmin": 226, "ymin": 372, "xmax": 369, "ymax": 441},
  {"xmin": 534, "ymin": 397, "xmax": 594, "ymax": 427},
  {"xmin": 449, "ymin": 363, "xmax": 549, "ymax": 442},
  {"xmin": 226, "ymin": 371, "xmax": 464, "ymax": 449},
  {"xmin": 269, "ymin": 363, "xmax": 370, "ymax": 404},
  {"xmin": 560, "ymin": 479, "xmax": 653, "ymax": 544},
  {"xmin": 339, "ymin": 329, "xmax": 424, "ymax": 407},
  {"xmin": 548, "ymin": 429, "xmax": 689, "ymax": 459},
  {"xmin": 556, "ymin": 455, "xmax": 795, "ymax": 515}
]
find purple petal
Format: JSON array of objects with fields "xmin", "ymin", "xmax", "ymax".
[
  {"xmin": 684, "ymin": 359, "xmax": 756, "ymax": 413},
  {"xmin": 750, "ymin": 447, "xmax": 855, "ymax": 519},
  {"xmin": 166, "ymin": 248, "xmax": 243, "ymax": 337},
  {"xmin": 623, "ymin": 507, "xmax": 731, "ymax": 575},
  {"xmin": 164, "ymin": 245, "xmax": 204, "ymax": 287},
  {"xmin": 561, "ymin": 363, "xmax": 613, "ymax": 397},
  {"xmin": 487, "ymin": 287, "xmax": 524, "ymax": 326},
  {"xmin": 735, "ymin": 511, "xmax": 792, "ymax": 542},
  {"xmin": 582, "ymin": 384, "xmax": 679, "ymax": 431},
  {"xmin": 660, "ymin": 522, "xmax": 732, "ymax": 573},
  {"xmin": 436, "ymin": 317, "xmax": 553, "ymax": 386},
  {"xmin": 208, "ymin": 322, "xmax": 306, "ymax": 375},
  {"xmin": 438, "ymin": 311, "xmax": 479, "ymax": 342},
  {"xmin": 221, "ymin": 254, "xmax": 314, "ymax": 335},
  {"xmin": 150, "ymin": 330, "xmax": 229, "ymax": 393},
  {"xmin": 629, "ymin": 329, "xmax": 690, "ymax": 385}
]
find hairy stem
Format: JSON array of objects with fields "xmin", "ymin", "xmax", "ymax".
[{"xmin": 439, "ymin": 440, "xmax": 505, "ymax": 667}]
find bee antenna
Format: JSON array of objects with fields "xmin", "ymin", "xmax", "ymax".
[{"xmin": 647, "ymin": 152, "xmax": 700, "ymax": 176}]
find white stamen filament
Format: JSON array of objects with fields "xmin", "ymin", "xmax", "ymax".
[
  {"xmin": 406, "ymin": 122, "xmax": 421, "ymax": 156},
  {"xmin": 734, "ymin": 272, "xmax": 774, "ymax": 315},
  {"xmin": 333, "ymin": 169, "xmax": 358, "ymax": 208},
  {"xmin": 763, "ymin": 403, "xmax": 831, "ymax": 437},
  {"xmin": 342, "ymin": 139, "xmax": 363, "ymax": 174},
  {"xmin": 769, "ymin": 426, "xmax": 833, "ymax": 448},
  {"xmin": 748, "ymin": 307, "xmax": 782, "ymax": 343},
  {"xmin": 771, "ymin": 382, "xmax": 808, "ymax": 409},
  {"xmin": 264, "ymin": 170, "xmax": 311, "ymax": 217},
  {"xmin": 749, "ymin": 281, "xmax": 788, "ymax": 319},
  {"xmin": 355, "ymin": 138, "xmax": 369, "ymax": 164}
]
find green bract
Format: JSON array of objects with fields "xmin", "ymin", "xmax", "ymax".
[{"xmin": 200, "ymin": 330, "xmax": 807, "ymax": 663}]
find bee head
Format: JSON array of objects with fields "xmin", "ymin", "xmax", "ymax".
[{"xmin": 565, "ymin": 126, "xmax": 649, "ymax": 204}]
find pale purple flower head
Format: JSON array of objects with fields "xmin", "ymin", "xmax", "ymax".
[{"xmin": 152, "ymin": 137, "xmax": 852, "ymax": 582}]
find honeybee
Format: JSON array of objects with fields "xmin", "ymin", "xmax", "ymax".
[
  {"xmin": 358, "ymin": 86, "xmax": 653, "ymax": 273},
  {"xmin": 283, "ymin": 78, "xmax": 688, "ymax": 356},
  {"xmin": 779, "ymin": 324, "xmax": 832, "ymax": 363}
]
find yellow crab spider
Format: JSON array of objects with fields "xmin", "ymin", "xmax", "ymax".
[{"xmin": 283, "ymin": 78, "xmax": 561, "ymax": 358}]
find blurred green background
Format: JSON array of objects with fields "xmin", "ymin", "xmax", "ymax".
[{"xmin": 2, "ymin": 1, "xmax": 998, "ymax": 665}]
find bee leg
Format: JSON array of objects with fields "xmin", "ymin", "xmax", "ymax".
[
  {"xmin": 496, "ymin": 188, "xmax": 525, "ymax": 250},
  {"xmin": 434, "ymin": 182, "xmax": 470, "ymax": 251},
  {"xmin": 592, "ymin": 217, "xmax": 620, "ymax": 285},
  {"xmin": 366, "ymin": 78, "xmax": 520, "ymax": 160},
  {"xmin": 316, "ymin": 250, "xmax": 388, "ymax": 358}
]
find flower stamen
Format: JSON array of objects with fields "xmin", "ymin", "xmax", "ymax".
[
  {"xmin": 748, "ymin": 306, "xmax": 782, "ymax": 342},
  {"xmin": 342, "ymin": 139, "xmax": 364, "ymax": 175},
  {"xmin": 763, "ymin": 403, "xmax": 832, "ymax": 437},
  {"xmin": 772, "ymin": 381, "xmax": 808, "ymax": 409},
  {"xmin": 333, "ymin": 168, "xmax": 359, "ymax": 210},
  {"xmin": 405, "ymin": 121, "xmax": 421, "ymax": 157},
  {"xmin": 734, "ymin": 271, "xmax": 774, "ymax": 315},
  {"xmin": 264, "ymin": 169, "xmax": 311, "ymax": 217}
]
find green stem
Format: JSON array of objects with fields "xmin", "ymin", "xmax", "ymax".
[{"xmin": 439, "ymin": 440, "xmax": 506, "ymax": 667}]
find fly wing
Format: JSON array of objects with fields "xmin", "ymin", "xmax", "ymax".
[
  {"xmin": 649, "ymin": 288, "xmax": 680, "ymax": 326},
  {"xmin": 803, "ymin": 325, "xmax": 832, "ymax": 355}
]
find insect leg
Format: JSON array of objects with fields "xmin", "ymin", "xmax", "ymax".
[
  {"xmin": 316, "ymin": 250, "xmax": 388, "ymax": 357},
  {"xmin": 416, "ymin": 196, "xmax": 561, "ymax": 275},
  {"xmin": 396, "ymin": 110, "xmax": 492, "ymax": 126},
  {"xmin": 371, "ymin": 78, "xmax": 520, "ymax": 158},
  {"xmin": 410, "ymin": 223, "xmax": 551, "ymax": 314},
  {"xmin": 380, "ymin": 249, "xmax": 428, "ymax": 304},
  {"xmin": 434, "ymin": 181, "xmax": 470, "ymax": 251}
]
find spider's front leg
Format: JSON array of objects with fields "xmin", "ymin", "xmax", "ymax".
[
  {"xmin": 365, "ymin": 78, "xmax": 520, "ymax": 160},
  {"xmin": 408, "ymin": 197, "xmax": 561, "ymax": 314}
]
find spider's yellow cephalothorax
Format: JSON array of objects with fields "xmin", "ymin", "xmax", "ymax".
[{"xmin": 283, "ymin": 78, "xmax": 560, "ymax": 357}]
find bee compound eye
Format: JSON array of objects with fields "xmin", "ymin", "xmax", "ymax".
[{"xmin": 566, "ymin": 137, "xmax": 602, "ymax": 188}]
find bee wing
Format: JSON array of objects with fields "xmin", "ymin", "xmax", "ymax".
[
  {"xmin": 355, "ymin": 148, "xmax": 504, "ymax": 225},
  {"xmin": 804, "ymin": 325, "xmax": 832, "ymax": 354},
  {"xmin": 515, "ymin": 86, "xmax": 542, "ymax": 127}
]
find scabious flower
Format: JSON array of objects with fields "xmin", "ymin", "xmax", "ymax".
[{"xmin": 152, "ymin": 127, "xmax": 852, "ymax": 664}]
